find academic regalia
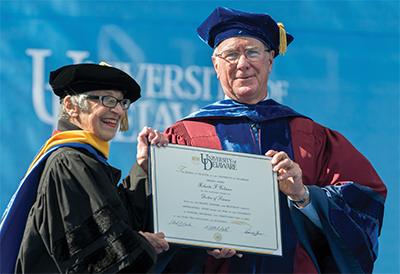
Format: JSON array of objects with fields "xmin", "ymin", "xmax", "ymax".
[
  {"xmin": 159, "ymin": 99, "xmax": 386, "ymax": 274},
  {"xmin": 1, "ymin": 62, "xmax": 148, "ymax": 273},
  {"xmin": 1, "ymin": 119, "xmax": 156, "ymax": 273},
  {"xmin": 151, "ymin": 6, "xmax": 386, "ymax": 273}
]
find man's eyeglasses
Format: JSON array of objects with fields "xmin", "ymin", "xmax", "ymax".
[
  {"xmin": 216, "ymin": 48, "xmax": 269, "ymax": 63},
  {"xmin": 85, "ymin": 95, "xmax": 131, "ymax": 110}
]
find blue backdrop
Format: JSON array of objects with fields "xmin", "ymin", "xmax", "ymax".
[{"xmin": 1, "ymin": 1, "xmax": 399, "ymax": 273}]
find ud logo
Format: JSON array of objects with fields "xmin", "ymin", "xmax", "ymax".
[
  {"xmin": 192, "ymin": 156, "xmax": 200, "ymax": 166},
  {"xmin": 200, "ymin": 153, "xmax": 237, "ymax": 171}
]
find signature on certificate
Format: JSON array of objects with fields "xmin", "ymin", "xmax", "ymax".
[
  {"xmin": 168, "ymin": 219, "xmax": 193, "ymax": 227},
  {"xmin": 231, "ymin": 220, "xmax": 265, "ymax": 236},
  {"xmin": 204, "ymin": 225, "xmax": 230, "ymax": 232},
  {"xmin": 244, "ymin": 230, "xmax": 264, "ymax": 237}
]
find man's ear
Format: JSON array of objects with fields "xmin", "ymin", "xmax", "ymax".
[
  {"xmin": 212, "ymin": 55, "xmax": 220, "ymax": 79},
  {"xmin": 268, "ymin": 50, "xmax": 275, "ymax": 73},
  {"xmin": 64, "ymin": 96, "xmax": 78, "ymax": 118}
]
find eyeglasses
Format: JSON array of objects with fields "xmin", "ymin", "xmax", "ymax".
[
  {"xmin": 85, "ymin": 95, "xmax": 131, "ymax": 110},
  {"xmin": 216, "ymin": 48, "xmax": 269, "ymax": 63}
]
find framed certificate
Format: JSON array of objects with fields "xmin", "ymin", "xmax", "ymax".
[{"xmin": 149, "ymin": 144, "xmax": 281, "ymax": 256}]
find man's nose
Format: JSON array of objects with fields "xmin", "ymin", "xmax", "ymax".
[{"xmin": 236, "ymin": 53, "xmax": 250, "ymax": 67}]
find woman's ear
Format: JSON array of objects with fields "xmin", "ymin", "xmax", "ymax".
[{"xmin": 64, "ymin": 96, "xmax": 78, "ymax": 118}]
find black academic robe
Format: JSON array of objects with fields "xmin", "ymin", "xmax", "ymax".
[{"xmin": 15, "ymin": 120, "xmax": 156, "ymax": 273}]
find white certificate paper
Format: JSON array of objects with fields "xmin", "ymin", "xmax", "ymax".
[{"xmin": 150, "ymin": 144, "xmax": 282, "ymax": 256}]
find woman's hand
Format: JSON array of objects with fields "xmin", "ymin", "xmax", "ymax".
[
  {"xmin": 139, "ymin": 231, "xmax": 170, "ymax": 254},
  {"xmin": 136, "ymin": 126, "xmax": 168, "ymax": 174}
]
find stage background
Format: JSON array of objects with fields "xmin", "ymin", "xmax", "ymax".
[{"xmin": 1, "ymin": 1, "xmax": 399, "ymax": 273}]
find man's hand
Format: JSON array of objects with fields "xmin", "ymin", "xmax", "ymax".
[
  {"xmin": 206, "ymin": 248, "xmax": 243, "ymax": 259},
  {"xmin": 265, "ymin": 150, "xmax": 310, "ymax": 208},
  {"xmin": 139, "ymin": 231, "xmax": 170, "ymax": 254},
  {"xmin": 136, "ymin": 126, "xmax": 168, "ymax": 174}
]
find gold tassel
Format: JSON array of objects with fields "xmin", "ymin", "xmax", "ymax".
[
  {"xmin": 119, "ymin": 109, "xmax": 129, "ymax": 132},
  {"xmin": 99, "ymin": 61, "xmax": 113, "ymax": 67},
  {"xmin": 277, "ymin": 23, "xmax": 287, "ymax": 56}
]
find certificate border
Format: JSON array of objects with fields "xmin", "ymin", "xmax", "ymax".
[{"xmin": 150, "ymin": 144, "xmax": 282, "ymax": 256}]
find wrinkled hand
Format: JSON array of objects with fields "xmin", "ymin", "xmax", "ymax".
[
  {"xmin": 206, "ymin": 248, "xmax": 243, "ymax": 259},
  {"xmin": 265, "ymin": 150, "xmax": 309, "ymax": 207},
  {"xmin": 139, "ymin": 231, "xmax": 170, "ymax": 254},
  {"xmin": 137, "ymin": 126, "xmax": 168, "ymax": 174}
]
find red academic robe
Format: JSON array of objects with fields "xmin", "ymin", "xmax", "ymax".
[{"xmin": 163, "ymin": 115, "xmax": 386, "ymax": 274}]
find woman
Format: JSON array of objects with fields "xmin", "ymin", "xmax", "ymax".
[{"xmin": 1, "ymin": 63, "xmax": 169, "ymax": 273}]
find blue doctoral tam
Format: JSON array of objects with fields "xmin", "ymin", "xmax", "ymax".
[{"xmin": 197, "ymin": 7, "xmax": 294, "ymax": 57}]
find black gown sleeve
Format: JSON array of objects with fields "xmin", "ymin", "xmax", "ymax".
[{"xmin": 120, "ymin": 162, "xmax": 153, "ymax": 232}]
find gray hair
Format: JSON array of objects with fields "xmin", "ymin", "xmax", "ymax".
[{"xmin": 58, "ymin": 91, "xmax": 91, "ymax": 120}]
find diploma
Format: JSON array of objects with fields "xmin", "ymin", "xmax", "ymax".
[{"xmin": 150, "ymin": 144, "xmax": 281, "ymax": 256}]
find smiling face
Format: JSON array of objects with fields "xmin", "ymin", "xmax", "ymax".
[
  {"xmin": 65, "ymin": 89, "xmax": 125, "ymax": 142},
  {"xmin": 212, "ymin": 36, "xmax": 274, "ymax": 105}
]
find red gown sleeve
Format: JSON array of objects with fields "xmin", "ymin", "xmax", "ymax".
[
  {"xmin": 290, "ymin": 117, "xmax": 386, "ymax": 198},
  {"xmin": 163, "ymin": 120, "xmax": 222, "ymax": 150}
]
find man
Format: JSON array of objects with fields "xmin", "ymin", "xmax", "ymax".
[
  {"xmin": 159, "ymin": 7, "xmax": 386, "ymax": 274},
  {"xmin": 0, "ymin": 63, "xmax": 169, "ymax": 273}
]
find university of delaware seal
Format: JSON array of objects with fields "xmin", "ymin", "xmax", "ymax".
[{"xmin": 214, "ymin": 233, "xmax": 222, "ymax": 242}]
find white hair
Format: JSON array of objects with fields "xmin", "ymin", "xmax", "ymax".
[{"xmin": 58, "ymin": 91, "xmax": 91, "ymax": 119}]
